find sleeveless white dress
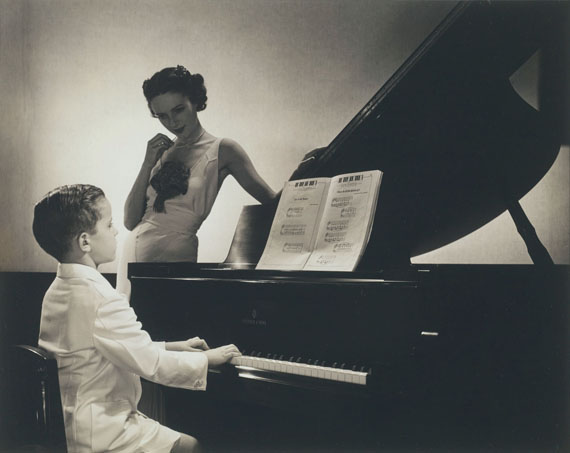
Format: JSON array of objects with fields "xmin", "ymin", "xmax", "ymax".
[{"xmin": 116, "ymin": 134, "xmax": 222, "ymax": 298}]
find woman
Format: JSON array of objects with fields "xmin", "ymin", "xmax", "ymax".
[{"xmin": 117, "ymin": 65, "xmax": 276, "ymax": 298}]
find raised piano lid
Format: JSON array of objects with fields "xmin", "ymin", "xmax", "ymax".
[{"xmin": 225, "ymin": 0, "xmax": 567, "ymax": 270}]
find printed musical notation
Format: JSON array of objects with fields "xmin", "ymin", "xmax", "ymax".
[{"xmin": 257, "ymin": 170, "xmax": 382, "ymax": 271}]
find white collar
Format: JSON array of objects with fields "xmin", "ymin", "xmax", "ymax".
[{"xmin": 56, "ymin": 262, "xmax": 107, "ymax": 284}]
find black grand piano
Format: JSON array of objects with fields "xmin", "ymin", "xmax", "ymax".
[{"xmin": 129, "ymin": 1, "xmax": 568, "ymax": 451}]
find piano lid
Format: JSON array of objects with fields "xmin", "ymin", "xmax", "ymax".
[{"xmin": 284, "ymin": 0, "xmax": 566, "ymax": 266}]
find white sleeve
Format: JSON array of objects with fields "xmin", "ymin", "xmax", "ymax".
[{"xmin": 93, "ymin": 295, "xmax": 208, "ymax": 390}]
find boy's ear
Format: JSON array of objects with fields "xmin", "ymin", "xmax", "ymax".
[{"xmin": 78, "ymin": 232, "xmax": 91, "ymax": 253}]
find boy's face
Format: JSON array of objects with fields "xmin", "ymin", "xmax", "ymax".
[{"xmin": 88, "ymin": 197, "xmax": 118, "ymax": 266}]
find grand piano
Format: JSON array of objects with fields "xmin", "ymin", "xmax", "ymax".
[{"xmin": 129, "ymin": 1, "xmax": 568, "ymax": 451}]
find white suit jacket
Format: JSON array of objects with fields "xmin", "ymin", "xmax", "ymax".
[{"xmin": 38, "ymin": 263, "xmax": 208, "ymax": 452}]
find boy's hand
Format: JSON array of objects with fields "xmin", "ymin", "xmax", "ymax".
[
  {"xmin": 165, "ymin": 336, "xmax": 209, "ymax": 352},
  {"xmin": 204, "ymin": 344, "xmax": 241, "ymax": 367},
  {"xmin": 144, "ymin": 133, "xmax": 174, "ymax": 168}
]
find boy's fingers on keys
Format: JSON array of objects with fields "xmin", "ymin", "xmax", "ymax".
[
  {"xmin": 190, "ymin": 337, "xmax": 209, "ymax": 350},
  {"xmin": 227, "ymin": 345, "xmax": 241, "ymax": 356}
]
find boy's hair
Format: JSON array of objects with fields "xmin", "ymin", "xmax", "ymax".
[{"xmin": 33, "ymin": 184, "xmax": 106, "ymax": 261}]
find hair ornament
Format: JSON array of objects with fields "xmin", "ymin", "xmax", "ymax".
[{"xmin": 174, "ymin": 65, "xmax": 191, "ymax": 79}]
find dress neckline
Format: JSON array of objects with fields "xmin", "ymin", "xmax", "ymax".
[
  {"xmin": 173, "ymin": 128, "xmax": 206, "ymax": 149},
  {"xmin": 159, "ymin": 133, "xmax": 215, "ymax": 172}
]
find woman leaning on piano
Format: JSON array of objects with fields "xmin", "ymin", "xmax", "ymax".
[{"xmin": 117, "ymin": 65, "xmax": 276, "ymax": 299}]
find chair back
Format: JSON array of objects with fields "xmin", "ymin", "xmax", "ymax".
[{"xmin": 6, "ymin": 345, "xmax": 67, "ymax": 452}]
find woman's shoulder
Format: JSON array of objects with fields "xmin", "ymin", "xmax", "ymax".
[
  {"xmin": 219, "ymin": 138, "xmax": 247, "ymax": 162},
  {"xmin": 219, "ymin": 137, "xmax": 240, "ymax": 152}
]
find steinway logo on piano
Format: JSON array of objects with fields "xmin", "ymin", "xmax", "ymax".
[{"xmin": 241, "ymin": 308, "xmax": 267, "ymax": 327}]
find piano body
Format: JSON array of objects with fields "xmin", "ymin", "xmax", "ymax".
[{"xmin": 129, "ymin": 1, "xmax": 568, "ymax": 451}]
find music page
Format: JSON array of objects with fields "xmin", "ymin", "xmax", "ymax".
[
  {"xmin": 303, "ymin": 170, "xmax": 382, "ymax": 271},
  {"xmin": 256, "ymin": 177, "xmax": 331, "ymax": 270}
]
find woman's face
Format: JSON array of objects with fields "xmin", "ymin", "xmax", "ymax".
[{"xmin": 150, "ymin": 91, "xmax": 199, "ymax": 141}]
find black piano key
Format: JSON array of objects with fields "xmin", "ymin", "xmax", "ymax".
[{"xmin": 240, "ymin": 350, "xmax": 371, "ymax": 373}]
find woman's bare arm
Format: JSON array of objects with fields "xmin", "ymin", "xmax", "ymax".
[
  {"xmin": 124, "ymin": 134, "xmax": 173, "ymax": 230},
  {"xmin": 220, "ymin": 139, "xmax": 277, "ymax": 204},
  {"xmin": 123, "ymin": 163, "xmax": 154, "ymax": 230}
]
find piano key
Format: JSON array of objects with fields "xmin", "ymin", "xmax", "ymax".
[{"xmin": 230, "ymin": 354, "xmax": 369, "ymax": 385}]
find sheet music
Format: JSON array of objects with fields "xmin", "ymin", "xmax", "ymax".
[
  {"xmin": 303, "ymin": 170, "xmax": 382, "ymax": 271},
  {"xmin": 256, "ymin": 177, "xmax": 331, "ymax": 270}
]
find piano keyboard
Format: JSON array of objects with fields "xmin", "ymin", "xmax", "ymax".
[{"xmin": 230, "ymin": 352, "xmax": 369, "ymax": 385}]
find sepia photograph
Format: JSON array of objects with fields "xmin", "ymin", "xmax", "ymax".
[{"xmin": 1, "ymin": 0, "xmax": 568, "ymax": 451}]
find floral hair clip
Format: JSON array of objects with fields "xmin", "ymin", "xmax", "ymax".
[{"xmin": 174, "ymin": 65, "xmax": 191, "ymax": 78}]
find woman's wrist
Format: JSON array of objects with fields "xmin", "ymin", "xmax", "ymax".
[{"xmin": 141, "ymin": 160, "xmax": 156, "ymax": 170}]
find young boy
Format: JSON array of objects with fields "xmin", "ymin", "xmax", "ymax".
[{"xmin": 33, "ymin": 184, "xmax": 240, "ymax": 453}]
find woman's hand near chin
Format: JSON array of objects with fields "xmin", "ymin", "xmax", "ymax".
[{"xmin": 144, "ymin": 133, "xmax": 174, "ymax": 168}]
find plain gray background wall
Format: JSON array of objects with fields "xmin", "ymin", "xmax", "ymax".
[{"xmin": 1, "ymin": 0, "xmax": 568, "ymax": 272}]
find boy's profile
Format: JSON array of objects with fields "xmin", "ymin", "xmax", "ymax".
[{"xmin": 33, "ymin": 184, "xmax": 240, "ymax": 453}]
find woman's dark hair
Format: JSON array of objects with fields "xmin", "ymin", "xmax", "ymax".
[
  {"xmin": 32, "ymin": 184, "xmax": 106, "ymax": 261},
  {"xmin": 142, "ymin": 65, "xmax": 207, "ymax": 115}
]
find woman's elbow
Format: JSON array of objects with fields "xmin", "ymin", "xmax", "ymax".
[
  {"xmin": 123, "ymin": 216, "xmax": 139, "ymax": 231},
  {"xmin": 259, "ymin": 188, "xmax": 278, "ymax": 205}
]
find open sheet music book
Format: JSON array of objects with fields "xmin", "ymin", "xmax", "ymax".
[{"xmin": 256, "ymin": 170, "xmax": 383, "ymax": 271}]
